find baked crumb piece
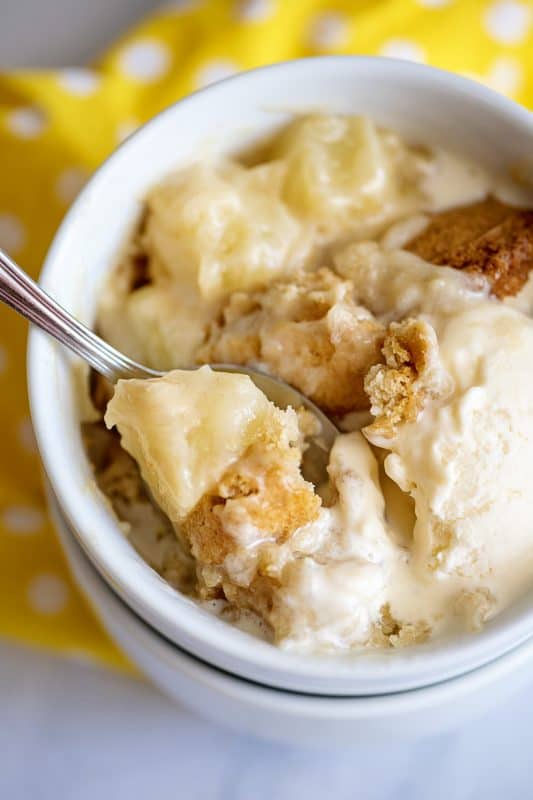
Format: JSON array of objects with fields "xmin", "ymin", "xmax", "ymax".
[
  {"xmin": 454, "ymin": 588, "xmax": 496, "ymax": 631},
  {"xmin": 182, "ymin": 440, "xmax": 321, "ymax": 599},
  {"xmin": 363, "ymin": 318, "xmax": 450, "ymax": 441},
  {"xmin": 371, "ymin": 604, "xmax": 431, "ymax": 648},
  {"xmin": 407, "ymin": 197, "xmax": 533, "ymax": 299},
  {"xmin": 199, "ymin": 267, "xmax": 385, "ymax": 414},
  {"xmin": 83, "ymin": 422, "xmax": 147, "ymax": 513}
]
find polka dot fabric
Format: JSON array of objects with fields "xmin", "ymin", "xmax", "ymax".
[{"xmin": 0, "ymin": 0, "xmax": 532, "ymax": 671}]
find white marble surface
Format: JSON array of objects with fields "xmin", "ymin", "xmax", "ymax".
[
  {"xmin": 1, "ymin": 1, "xmax": 533, "ymax": 796},
  {"xmin": 1, "ymin": 640, "xmax": 533, "ymax": 799}
]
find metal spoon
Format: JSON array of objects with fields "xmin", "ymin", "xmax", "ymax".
[{"xmin": 0, "ymin": 247, "xmax": 338, "ymax": 486}]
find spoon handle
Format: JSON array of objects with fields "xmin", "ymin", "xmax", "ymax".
[{"xmin": 0, "ymin": 247, "xmax": 160, "ymax": 383}]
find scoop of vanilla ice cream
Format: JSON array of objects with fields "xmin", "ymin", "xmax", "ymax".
[
  {"xmin": 272, "ymin": 433, "xmax": 400, "ymax": 651},
  {"xmin": 384, "ymin": 302, "xmax": 533, "ymax": 589},
  {"xmin": 344, "ymin": 241, "xmax": 533, "ymax": 611}
]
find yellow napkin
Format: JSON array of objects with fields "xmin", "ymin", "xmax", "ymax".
[{"xmin": 0, "ymin": 0, "xmax": 532, "ymax": 671}]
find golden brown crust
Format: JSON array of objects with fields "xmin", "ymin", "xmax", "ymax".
[
  {"xmin": 407, "ymin": 197, "xmax": 533, "ymax": 299},
  {"xmin": 364, "ymin": 318, "xmax": 448, "ymax": 440},
  {"xmin": 182, "ymin": 495, "xmax": 235, "ymax": 567},
  {"xmin": 200, "ymin": 268, "xmax": 385, "ymax": 414},
  {"xmin": 181, "ymin": 443, "xmax": 321, "ymax": 597},
  {"xmin": 262, "ymin": 314, "xmax": 384, "ymax": 414}
]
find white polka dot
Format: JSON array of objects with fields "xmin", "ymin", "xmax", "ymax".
[
  {"xmin": 235, "ymin": 0, "xmax": 273, "ymax": 22},
  {"xmin": 196, "ymin": 60, "xmax": 239, "ymax": 88},
  {"xmin": 2, "ymin": 505, "xmax": 44, "ymax": 534},
  {"xmin": 28, "ymin": 573, "xmax": 69, "ymax": 615},
  {"xmin": 55, "ymin": 167, "xmax": 89, "ymax": 205},
  {"xmin": 5, "ymin": 107, "xmax": 46, "ymax": 139},
  {"xmin": 117, "ymin": 118, "xmax": 140, "ymax": 143},
  {"xmin": 18, "ymin": 417, "xmax": 38, "ymax": 453},
  {"xmin": 0, "ymin": 346, "xmax": 6, "ymax": 374},
  {"xmin": 59, "ymin": 69, "xmax": 100, "ymax": 96},
  {"xmin": 119, "ymin": 40, "xmax": 171, "ymax": 82},
  {"xmin": 379, "ymin": 39, "xmax": 426, "ymax": 63},
  {"xmin": 417, "ymin": 0, "xmax": 450, "ymax": 6},
  {"xmin": 309, "ymin": 12, "xmax": 349, "ymax": 49},
  {"xmin": 484, "ymin": 1, "xmax": 531, "ymax": 45},
  {"xmin": 0, "ymin": 214, "xmax": 25, "ymax": 254},
  {"xmin": 486, "ymin": 56, "xmax": 523, "ymax": 96}
]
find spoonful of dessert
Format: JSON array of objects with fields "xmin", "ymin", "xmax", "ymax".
[{"xmin": 0, "ymin": 247, "xmax": 338, "ymax": 487}]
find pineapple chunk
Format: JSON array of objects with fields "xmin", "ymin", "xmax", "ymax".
[
  {"xmin": 104, "ymin": 366, "xmax": 300, "ymax": 522},
  {"xmin": 274, "ymin": 115, "xmax": 424, "ymax": 232},
  {"xmin": 145, "ymin": 162, "xmax": 308, "ymax": 300},
  {"xmin": 98, "ymin": 281, "xmax": 215, "ymax": 370}
]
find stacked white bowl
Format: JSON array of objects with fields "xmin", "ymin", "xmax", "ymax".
[{"xmin": 28, "ymin": 57, "xmax": 533, "ymax": 745}]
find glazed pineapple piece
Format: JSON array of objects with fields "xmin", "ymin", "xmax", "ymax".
[
  {"xmin": 98, "ymin": 159, "xmax": 313, "ymax": 369},
  {"xmin": 98, "ymin": 279, "xmax": 216, "ymax": 371},
  {"xmin": 144, "ymin": 161, "xmax": 310, "ymax": 300},
  {"xmin": 272, "ymin": 114, "xmax": 428, "ymax": 234}
]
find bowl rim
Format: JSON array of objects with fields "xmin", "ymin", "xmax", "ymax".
[{"xmin": 28, "ymin": 54, "xmax": 533, "ymax": 697}]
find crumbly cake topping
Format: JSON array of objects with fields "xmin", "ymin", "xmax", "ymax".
[
  {"xmin": 363, "ymin": 318, "xmax": 451, "ymax": 442},
  {"xmin": 182, "ymin": 440, "xmax": 321, "ymax": 599},
  {"xmin": 407, "ymin": 197, "xmax": 533, "ymax": 299},
  {"xmin": 200, "ymin": 268, "xmax": 385, "ymax": 414}
]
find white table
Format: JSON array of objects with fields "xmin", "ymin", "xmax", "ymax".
[
  {"xmin": 1, "ymin": 2, "xmax": 532, "ymax": 796},
  {"xmin": 1, "ymin": 640, "xmax": 532, "ymax": 799}
]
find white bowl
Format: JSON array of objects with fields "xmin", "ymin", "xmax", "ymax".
[
  {"xmin": 28, "ymin": 56, "xmax": 533, "ymax": 696},
  {"xmin": 48, "ymin": 484, "xmax": 533, "ymax": 746}
]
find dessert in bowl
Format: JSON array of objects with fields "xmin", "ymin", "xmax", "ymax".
[
  {"xmin": 48, "ymin": 485, "xmax": 533, "ymax": 746},
  {"xmin": 28, "ymin": 57, "xmax": 533, "ymax": 695},
  {"xmin": 88, "ymin": 111, "xmax": 533, "ymax": 654}
]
